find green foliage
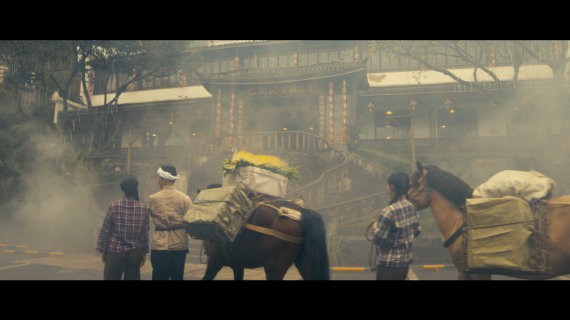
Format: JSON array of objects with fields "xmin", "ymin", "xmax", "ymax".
[
  {"xmin": 335, "ymin": 221, "xmax": 373, "ymax": 237},
  {"xmin": 355, "ymin": 148, "xmax": 413, "ymax": 173},
  {"xmin": 327, "ymin": 235, "xmax": 355, "ymax": 266}
]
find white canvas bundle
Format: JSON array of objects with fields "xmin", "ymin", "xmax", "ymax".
[
  {"xmin": 222, "ymin": 166, "xmax": 288, "ymax": 199},
  {"xmin": 472, "ymin": 170, "xmax": 555, "ymax": 201}
]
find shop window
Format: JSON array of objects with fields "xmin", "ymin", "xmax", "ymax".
[
  {"xmin": 375, "ymin": 110, "xmax": 411, "ymax": 139},
  {"xmin": 437, "ymin": 108, "xmax": 477, "ymax": 138},
  {"xmin": 279, "ymin": 55, "xmax": 288, "ymax": 67},
  {"xmin": 329, "ymin": 51, "xmax": 338, "ymax": 62},
  {"xmin": 269, "ymin": 56, "xmax": 278, "ymax": 67},
  {"xmin": 381, "ymin": 53, "xmax": 390, "ymax": 70},
  {"xmin": 319, "ymin": 51, "xmax": 328, "ymax": 63},
  {"xmin": 308, "ymin": 53, "xmax": 317, "ymax": 65},
  {"xmin": 371, "ymin": 53, "xmax": 379, "ymax": 70},
  {"xmin": 260, "ymin": 57, "xmax": 268, "ymax": 68},
  {"xmin": 299, "ymin": 53, "xmax": 307, "ymax": 66}
]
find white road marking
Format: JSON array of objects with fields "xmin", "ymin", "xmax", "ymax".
[
  {"xmin": 408, "ymin": 268, "xmax": 419, "ymax": 280},
  {"xmin": 0, "ymin": 264, "xmax": 29, "ymax": 270}
]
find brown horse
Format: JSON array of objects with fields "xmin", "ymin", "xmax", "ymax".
[
  {"xmin": 200, "ymin": 197, "xmax": 330, "ymax": 280},
  {"xmin": 408, "ymin": 161, "xmax": 570, "ymax": 280}
]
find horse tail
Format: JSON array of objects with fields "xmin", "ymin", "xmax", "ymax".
[{"xmin": 297, "ymin": 208, "xmax": 330, "ymax": 280}]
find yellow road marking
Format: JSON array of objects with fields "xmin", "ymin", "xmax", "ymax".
[
  {"xmin": 25, "ymin": 251, "xmax": 38, "ymax": 254},
  {"xmin": 332, "ymin": 267, "xmax": 365, "ymax": 271},
  {"xmin": 408, "ymin": 268, "xmax": 419, "ymax": 280},
  {"xmin": 0, "ymin": 264, "xmax": 28, "ymax": 270},
  {"xmin": 49, "ymin": 252, "xmax": 63, "ymax": 256},
  {"xmin": 423, "ymin": 265, "xmax": 445, "ymax": 269},
  {"xmin": 0, "ymin": 244, "xmax": 6, "ymax": 247},
  {"xmin": 3, "ymin": 250, "xmax": 15, "ymax": 253}
]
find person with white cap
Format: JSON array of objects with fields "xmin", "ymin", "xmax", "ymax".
[{"xmin": 148, "ymin": 165, "xmax": 193, "ymax": 280}]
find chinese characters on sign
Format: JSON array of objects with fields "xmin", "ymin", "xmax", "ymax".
[
  {"xmin": 319, "ymin": 95, "xmax": 325, "ymax": 138},
  {"xmin": 247, "ymin": 84, "xmax": 314, "ymax": 96}
]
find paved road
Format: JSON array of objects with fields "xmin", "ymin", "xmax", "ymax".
[{"xmin": 1, "ymin": 252, "xmax": 565, "ymax": 280}]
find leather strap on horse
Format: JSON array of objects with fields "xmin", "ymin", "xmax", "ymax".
[
  {"xmin": 243, "ymin": 223, "xmax": 304, "ymax": 244},
  {"xmin": 258, "ymin": 203, "xmax": 280, "ymax": 212},
  {"xmin": 442, "ymin": 221, "xmax": 467, "ymax": 248}
]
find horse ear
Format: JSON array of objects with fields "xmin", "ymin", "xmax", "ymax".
[
  {"xmin": 197, "ymin": 188, "xmax": 201, "ymax": 194},
  {"xmin": 416, "ymin": 161, "xmax": 423, "ymax": 172}
]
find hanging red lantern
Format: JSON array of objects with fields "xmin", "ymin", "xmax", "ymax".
[
  {"xmin": 117, "ymin": 115, "xmax": 122, "ymax": 123},
  {"xmin": 197, "ymin": 110, "xmax": 203, "ymax": 118},
  {"xmin": 71, "ymin": 119, "xmax": 76, "ymax": 131},
  {"xmin": 235, "ymin": 55, "xmax": 239, "ymax": 69},
  {"xmin": 293, "ymin": 53, "xmax": 298, "ymax": 66},
  {"xmin": 443, "ymin": 99, "xmax": 451, "ymax": 110},
  {"xmin": 367, "ymin": 103, "xmax": 374, "ymax": 113},
  {"xmin": 142, "ymin": 113, "xmax": 147, "ymax": 122}
]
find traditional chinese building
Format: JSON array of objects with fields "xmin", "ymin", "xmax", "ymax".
[{"xmin": 54, "ymin": 40, "xmax": 568, "ymax": 197}]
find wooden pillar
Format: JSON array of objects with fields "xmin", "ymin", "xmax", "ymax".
[
  {"xmin": 229, "ymin": 87, "xmax": 235, "ymax": 147},
  {"xmin": 328, "ymin": 81, "xmax": 334, "ymax": 142},
  {"xmin": 127, "ymin": 126, "xmax": 132, "ymax": 172}
]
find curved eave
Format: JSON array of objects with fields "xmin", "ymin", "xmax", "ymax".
[{"xmin": 196, "ymin": 58, "xmax": 370, "ymax": 93}]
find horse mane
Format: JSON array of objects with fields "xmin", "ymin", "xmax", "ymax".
[{"xmin": 423, "ymin": 165, "xmax": 473, "ymax": 208}]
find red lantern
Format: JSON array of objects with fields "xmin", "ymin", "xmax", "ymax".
[
  {"xmin": 367, "ymin": 103, "xmax": 374, "ymax": 113},
  {"xmin": 329, "ymin": 81, "xmax": 333, "ymax": 88},
  {"xmin": 343, "ymin": 134, "xmax": 347, "ymax": 142},
  {"xmin": 443, "ymin": 99, "xmax": 451, "ymax": 110},
  {"xmin": 142, "ymin": 113, "xmax": 147, "ymax": 122},
  {"xmin": 293, "ymin": 53, "xmax": 298, "ymax": 66},
  {"xmin": 197, "ymin": 110, "xmax": 203, "ymax": 118}
]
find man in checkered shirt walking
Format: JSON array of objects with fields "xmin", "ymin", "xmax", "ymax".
[
  {"xmin": 96, "ymin": 176, "xmax": 149, "ymax": 280},
  {"xmin": 372, "ymin": 172, "xmax": 421, "ymax": 280}
]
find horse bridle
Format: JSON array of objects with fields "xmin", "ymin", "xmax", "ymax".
[{"xmin": 408, "ymin": 174, "xmax": 430, "ymax": 205}]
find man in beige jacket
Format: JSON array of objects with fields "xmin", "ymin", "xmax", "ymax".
[{"xmin": 149, "ymin": 165, "xmax": 192, "ymax": 280}]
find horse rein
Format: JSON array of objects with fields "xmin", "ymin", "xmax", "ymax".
[{"xmin": 408, "ymin": 175, "xmax": 430, "ymax": 206}]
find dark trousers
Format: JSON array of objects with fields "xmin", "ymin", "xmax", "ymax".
[
  {"xmin": 104, "ymin": 247, "xmax": 143, "ymax": 280},
  {"xmin": 375, "ymin": 266, "xmax": 410, "ymax": 280},
  {"xmin": 150, "ymin": 249, "xmax": 188, "ymax": 280}
]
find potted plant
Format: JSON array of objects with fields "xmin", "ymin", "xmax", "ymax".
[{"xmin": 347, "ymin": 123, "xmax": 367, "ymax": 152}]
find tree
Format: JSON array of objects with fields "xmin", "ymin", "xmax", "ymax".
[
  {"xmin": 75, "ymin": 40, "xmax": 195, "ymax": 160},
  {"xmin": 367, "ymin": 40, "xmax": 568, "ymax": 106}
]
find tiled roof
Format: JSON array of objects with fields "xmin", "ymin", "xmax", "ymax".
[
  {"xmin": 196, "ymin": 59, "xmax": 369, "ymax": 85},
  {"xmin": 359, "ymin": 79, "xmax": 553, "ymax": 96}
]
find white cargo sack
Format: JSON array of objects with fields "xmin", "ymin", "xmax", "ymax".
[
  {"xmin": 472, "ymin": 170, "xmax": 555, "ymax": 201},
  {"xmin": 222, "ymin": 166, "xmax": 288, "ymax": 199}
]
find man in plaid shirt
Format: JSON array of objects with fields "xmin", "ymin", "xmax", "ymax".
[
  {"xmin": 96, "ymin": 176, "xmax": 149, "ymax": 280},
  {"xmin": 372, "ymin": 173, "xmax": 420, "ymax": 280}
]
